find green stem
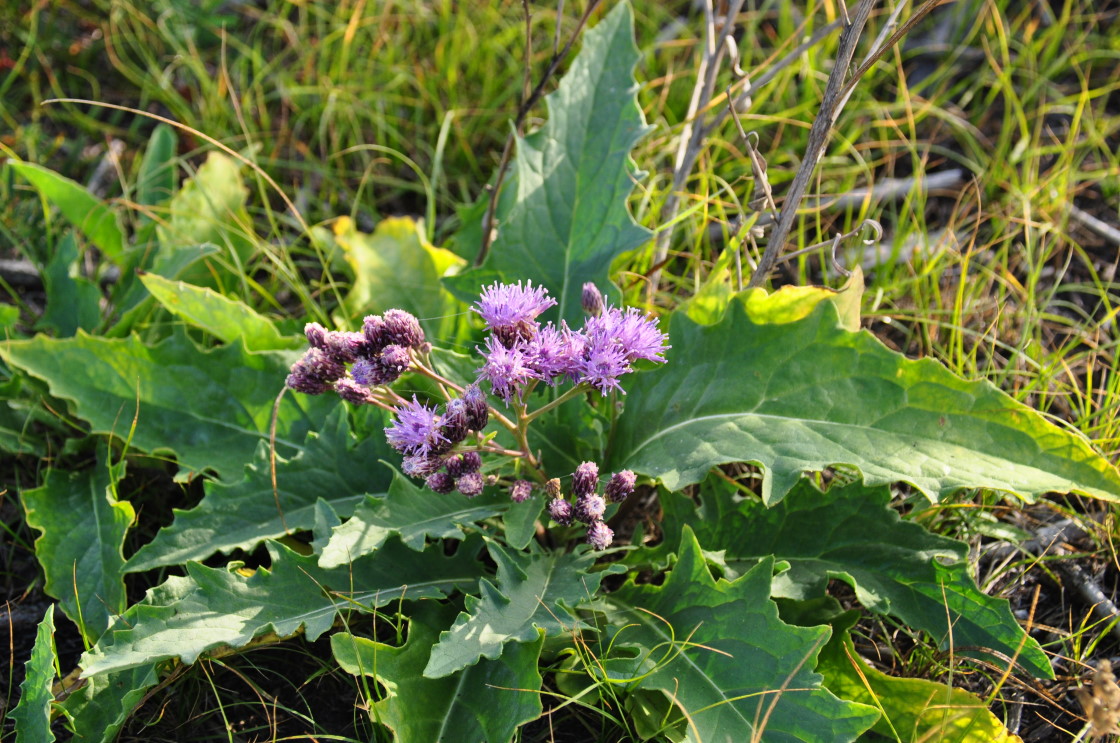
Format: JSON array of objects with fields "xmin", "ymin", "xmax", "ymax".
[{"xmin": 523, "ymin": 384, "xmax": 588, "ymax": 423}]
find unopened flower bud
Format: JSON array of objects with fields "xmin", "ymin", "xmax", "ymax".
[
  {"xmin": 335, "ymin": 379, "xmax": 373, "ymax": 405},
  {"xmin": 402, "ymin": 454, "xmax": 444, "ymax": 479},
  {"xmin": 363, "ymin": 315, "xmax": 388, "ymax": 352},
  {"xmin": 510, "ymin": 480, "xmax": 533, "ymax": 503},
  {"xmin": 605, "ymin": 470, "xmax": 636, "ymax": 503},
  {"xmin": 444, "ymin": 454, "xmax": 467, "ymax": 479},
  {"xmin": 587, "ymin": 520, "xmax": 614, "ymax": 550},
  {"xmin": 324, "ymin": 331, "xmax": 369, "ymax": 363},
  {"xmin": 352, "ymin": 358, "xmax": 395, "ymax": 387},
  {"xmin": 286, "ymin": 348, "xmax": 345, "ymax": 394},
  {"xmin": 572, "ymin": 461, "xmax": 599, "ymax": 498},
  {"xmin": 383, "ymin": 309, "xmax": 425, "ymax": 348},
  {"xmin": 574, "ymin": 494, "xmax": 605, "ymax": 523},
  {"xmin": 548, "ymin": 498, "xmax": 573, "ymax": 526},
  {"xmin": 462, "ymin": 384, "xmax": 489, "ymax": 431},
  {"xmin": 460, "ymin": 451, "xmax": 482, "ymax": 474},
  {"xmin": 456, "ymin": 471, "xmax": 484, "ymax": 498},
  {"xmin": 426, "ymin": 471, "xmax": 455, "ymax": 494},
  {"xmin": 304, "ymin": 322, "xmax": 328, "ymax": 349},
  {"xmin": 379, "ymin": 344, "xmax": 411, "ymax": 375},
  {"xmin": 440, "ymin": 398, "xmax": 470, "ymax": 445},
  {"xmin": 581, "ymin": 282, "xmax": 604, "ymax": 317},
  {"xmin": 544, "ymin": 478, "xmax": 562, "ymax": 499}
]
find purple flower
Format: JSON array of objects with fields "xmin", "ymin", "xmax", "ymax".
[
  {"xmin": 586, "ymin": 307, "xmax": 669, "ymax": 364},
  {"xmin": 587, "ymin": 520, "xmax": 614, "ymax": 550},
  {"xmin": 581, "ymin": 283, "xmax": 604, "ymax": 317},
  {"xmin": 362, "ymin": 314, "xmax": 389, "ymax": 352},
  {"xmin": 474, "ymin": 281, "xmax": 557, "ymax": 345},
  {"xmin": 426, "ymin": 471, "xmax": 455, "ymax": 494},
  {"xmin": 286, "ymin": 348, "xmax": 345, "ymax": 394},
  {"xmin": 525, "ymin": 322, "xmax": 581, "ymax": 383},
  {"xmin": 304, "ymin": 322, "xmax": 328, "ymax": 349},
  {"xmin": 572, "ymin": 461, "xmax": 599, "ymax": 498},
  {"xmin": 440, "ymin": 398, "xmax": 470, "ymax": 445},
  {"xmin": 385, "ymin": 396, "xmax": 446, "ymax": 457},
  {"xmin": 573, "ymin": 494, "xmax": 606, "ymax": 524},
  {"xmin": 445, "ymin": 451, "xmax": 482, "ymax": 479},
  {"xmin": 335, "ymin": 379, "xmax": 373, "ymax": 405},
  {"xmin": 477, "ymin": 336, "xmax": 541, "ymax": 403},
  {"xmin": 548, "ymin": 498, "xmax": 574, "ymax": 526},
  {"xmin": 460, "ymin": 451, "xmax": 482, "ymax": 473},
  {"xmin": 456, "ymin": 471, "xmax": 485, "ymax": 498},
  {"xmin": 380, "ymin": 344, "xmax": 411, "ymax": 375},
  {"xmin": 462, "ymin": 384, "xmax": 489, "ymax": 430},
  {"xmin": 323, "ymin": 331, "xmax": 369, "ymax": 363},
  {"xmin": 510, "ymin": 480, "xmax": 533, "ymax": 503},
  {"xmin": 575, "ymin": 338, "xmax": 631, "ymax": 395},
  {"xmin": 382, "ymin": 309, "xmax": 425, "ymax": 348},
  {"xmin": 605, "ymin": 470, "xmax": 636, "ymax": 503}
]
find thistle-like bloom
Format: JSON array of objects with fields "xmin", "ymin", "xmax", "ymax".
[
  {"xmin": 587, "ymin": 520, "xmax": 614, "ymax": 550},
  {"xmin": 525, "ymin": 322, "xmax": 581, "ymax": 383},
  {"xmin": 385, "ymin": 396, "xmax": 446, "ymax": 457},
  {"xmin": 548, "ymin": 498, "xmax": 574, "ymax": 526},
  {"xmin": 462, "ymin": 384, "xmax": 489, "ymax": 430},
  {"xmin": 382, "ymin": 309, "xmax": 425, "ymax": 348},
  {"xmin": 456, "ymin": 471, "xmax": 484, "ymax": 497},
  {"xmin": 575, "ymin": 339, "xmax": 631, "ymax": 395},
  {"xmin": 426, "ymin": 471, "xmax": 455, "ymax": 494},
  {"xmin": 605, "ymin": 470, "xmax": 636, "ymax": 503},
  {"xmin": 478, "ymin": 336, "xmax": 541, "ymax": 403},
  {"xmin": 574, "ymin": 493, "xmax": 606, "ymax": 524},
  {"xmin": 586, "ymin": 307, "xmax": 670, "ymax": 364},
  {"xmin": 510, "ymin": 480, "xmax": 533, "ymax": 503},
  {"xmin": 474, "ymin": 281, "xmax": 557, "ymax": 345},
  {"xmin": 572, "ymin": 461, "xmax": 600, "ymax": 498},
  {"xmin": 581, "ymin": 282, "xmax": 604, "ymax": 317},
  {"xmin": 286, "ymin": 348, "xmax": 345, "ymax": 394}
]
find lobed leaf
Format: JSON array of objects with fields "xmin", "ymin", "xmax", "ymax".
[
  {"xmin": 60, "ymin": 665, "xmax": 159, "ymax": 743},
  {"xmin": 10, "ymin": 605, "xmax": 56, "ymax": 743},
  {"xmin": 610, "ymin": 289, "xmax": 1120, "ymax": 503},
  {"xmin": 333, "ymin": 602, "xmax": 543, "ymax": 743},
  {"xmin": 82, "ymin": 537, "xmax": 485, "ymax": 677},
  {"xmin": 127, "ymin": 406, "xmax": 391, "ymax": 572}
]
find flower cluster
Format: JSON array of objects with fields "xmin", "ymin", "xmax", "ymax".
[
  {"xmin": 474, "ymin": 281, "xmax": 669, "ymax": 402},
  {"xmin": 384, "ymin": 385, "xmax": 490, "ymax": 494},
  {"xmin": 286, "ymin": 309, "xmax": 427, "ymax": 403},
  {"xmin": 547, "ymin": 461, "xmax": 635, "ymax": 550}
]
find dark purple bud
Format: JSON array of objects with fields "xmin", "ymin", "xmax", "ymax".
[
  {"xmin": 286, "ymin": 348, "xmax": 345, "ymax": 394},
  {"xmin": 572, "ymin": 461, "xmax": 599, "ymax": 498},
  {"xmin": 462, "ymin": 384, "xmax": 489, "ymax": 431},
  {"xmin": 440, "ymin": 398, "xmax": 470, "ymax": 446},
  {"xmin": 362, "ymin": 314, "xmax": 389, "ymax": 352},
  {"xmin": 510, "ymin": 480, "xmax": 533, "ymax": 503},
  {"xmin": 286, "ymin": 370, "xmax": 332, "ymax": 394},
  {"xmin": 402, "ymin": 454, "xmax": 444, "ymax": 479},
  {"xmin": 573, "ymin": 494, "xmax": 605, "ymax": 524},
  {"xmin": 587, "ymin": 520, "xmax": 614, "ymax": 550},
  {"xmin": 335, "ymin": 379, "xmax": 373, "ymax": 405},
  {"xmin": 379, "ymin": 344, "xmax": 411, "ymax": 375},
  {"xmin": 456, "ymin": 471, "xmax": 484, "ymax": 498},
  {"xmin": 352, "ymin": 358, "xmax": 397, "ymax": 387},
  {"xmin": 460, "ymin": 451, "xmax": 482, "ymax": 474},
  {"xmin": 444, "ymin": 454, "xmax": 467, "ymax": 479},
  {"xmin": 383, "ymin": 309, "xmax": 425, "ymax": 348},
  {"xmin": 304, "ymin": 322, "xmax": 328, "ymax": 349},
  {"xmin": 426, "ymin": 471, "xmax": 455, "ymax": 494},
  {"xmin": 548, "ymin": 498, "xmax": 573, "ymax": 526},
  {"xmin": 544, "ymin": 478, "xmax": 562, "ymax": 499},
  {"xmin": 581, "ymin": 282, "xmax": 604, "ymax": 317},
  {"xmin": 605, "ymin": 470, "xmax": 636, "ymax": 503}
]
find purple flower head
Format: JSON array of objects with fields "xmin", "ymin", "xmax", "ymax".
[
  {"xmin": 575, "ymin": 338, "xmax": 631, "ymax": 396},
  {"xmin": 525, "ymin": 322, "xmax": 581, "ymax": 383},
  {"xmin": 380, "ymin": 344, "xmax": 412, "ymax": 375},
  {"xmin": 440, "ymin": 397, "xmax": 470, "ymax": 445},
  {"xmin": 581, "ymin": 283, "xmax": 604, "ymax": 317},
  {"xmin": 382, "ymin": 309, "xmax": 425, "ymax": 348},
  {"xmin": 462, "ymin": 384, "xmax": 489, "ymax": 430},
  {"xmin": 444, "ymin": 453, "xmax": 467, "ymax": 479},
  {"xmin": 548, "ymin": 498, "xmax": 574, "ymax": 526},
  {"xmin": 456, "ymin": 471, "xmax": 485, "ymax": 498},
  {"xmin": 304, "ymin": 322, "xmax": 328, "ymax": 349},
  {"xmin": 574, "ymin": 493, "xmax": 606, "ymax": 524},
  {"xmin": 426, "ymin": 471, "xmax": 455, "ymax": 494},
  {"xmin": 385, "ymin": 396, "xmax": 446, "ymax": 457},
  {"xmin": 460, "ymin": 451, "xmax": 482, "ymax": 473},
  {"xmin": 572, "ymin": 461, "xmax": 600, "ymax": 498},
  {"xmin": 402, "ymin": 454, "xmax": 445, "ymax": 479},
  {"xmin": 586, "ymin": 307, "xmax": 670, "ymax": 364},
  {"xmin": 351, "ymin": 358, "xmax": 393, "ymax": 387},
  {"xmin": 605, "ymin": 470, "xmax": 636, "ymax": 503},
  {"xmin": 474, "ymin": 281, "xmax": 557, "ymax": 346},
  {"xmin": 587, "ymin": 520, "xmax": 614, "ymax": 550},
  {"xmin": 478, "ymin": 336, "xmax": 542, "ymax": 403},
  {"xmin": 287, "ymin": 348, "xmax": 345, "ymax": 394},
  {"xmin": 362, "ymin": 314, "xmax": 389, "ymax": 352},
  {"xmin": 323, "ymin": 331, "xmax": 370, "ymax": 364},
  {"xmin": 510, "ymin": 480, "xmax": 533, "ymax": 503},
  {"xmin": 335, "ymin": 379, "xmax": 374, "ymax": 405}
]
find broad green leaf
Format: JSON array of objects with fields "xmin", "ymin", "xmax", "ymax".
[
  {"xmin": 127, "ymin": 406, "xmax": 391, "ymax": 572},
  {"xmin": 37, "ymin": 232, "xmax": 102, "ymax": 337},
  {"xmin": 0, "ymin": 330, "xmax": 333, "ymax": 481},
  {"xmin": 650, "ymin": 478, "xmax": 1051, "ymax": 678},
  {"xmin": 9, "ymin": 161, "xmax": 125, "ymax": 261},
  {"xmin": 504, "ymin": 493, "xmax": 544, "ymax": 551},
  {"xmin": 333, "ymin": 602, "xmax": 543, "ymax": 743},
  {"xmin": 319, "ymin": 471, "xmax": 506, "ymax": 568},
  {"xmin": 82, "ymin": 537, "xmax": 484, "ymax": 677},
  {"xmin": 599, "ymin": 528, "xmax": 878, "ymax": 743},
  {"xmin": 819, "ymin": 629, "xmax": 1022, "ymax": 742},
  {"xmin": 609, "ymin": 290, "xmax": 1120, "ymax": 503},
  {"xmin": 135, "ymin": 124, "xmax": 177, "ymax": 210},
  {"xmin": 332, "ymin": 215, "xmax": 463, "ymax": 336},
  {"xmin": 60, "ymin": 664, "xmax": 159, "ymax": 743},
  {"xmin": 0, "ymin": 304, "xmax": 19, "ymax": 328},
  {"xmin": 22, "ymin": 446, "xmax": 133, "ymax": 640},
  {"xmin": 446, "ymin": 2, "xmax": 652, "ymax": 326},
  {"xmin": 10, "ymin": 604, "xmax": 56, "ymax": 743},
  {"xmin": 155, "ymin": 151, "xmax": 255, "ymax": 280},
  {"xmin": 138, "ymin": 272, "xmax": 296, "ymax": 351},
  {"xmin": 424, "ymin": 542, "xmax": 613, "ymax": 678}
]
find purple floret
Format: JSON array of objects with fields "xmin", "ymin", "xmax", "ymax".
[
  {"xmin": 385, "ymin": 396, "xmax": 447, "ymax": 457},
  {"xmin": 573, "ymin": 493, "xmax": 606, "ymax": 524},
  {"xmin": 525, "ymin": 322, "xmax": 581, "ymax": 383},
  {"xmin": 379, "ymin": 344, "xmax": 411, "ymax": 375},
  {"xmin": 548, "ymin": 498, "xmax": 574, "ymax": 526},
  {"xmin": 426, "ymin": 471, "xmax": 456, "ymax": 494},
  {"xmin": 575, "ymin": 339, "xmax": 631, "ymax": 395},
  {"xmin": 587, "ymin": 521, "xmax": 614, "ymax": 550},
  {"xmin": 304, "ymin": 322, "xmax": 328, "ymax": 349},
  {"xmin": 572, "ymin": 461, "xmax": 600, "ymax": 498},
  {"xmin": 440, "ymin": 397, "xmax": 470, "ymax": 445},
  {"xmin": 456, "ymin": 471, "xmax": 485, "ymax": 498},
  {"xmin": 478, "ymin": 336, "xmax": 541, "ymax": 403},
  {"xmin": 605, "ymin": 470, "xmax": 636, "ymax": 503},
  {"xmin": 474, "ymin": 281, "xmax": 557, "ymax": 345},
  {"xmin": 382, "ymin": 309, "xmax": 425, "ymax": 348},
  {"xmin": 362, "ymin": 314, "xmax": 389, "ymax": 352},
  {"xmin": 586, "ymin": 307, "xmax": 669, "ymax": 364},
  {"xmin": 462, "ymin": 384, "xmax": 490, "ymax": 430}
]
